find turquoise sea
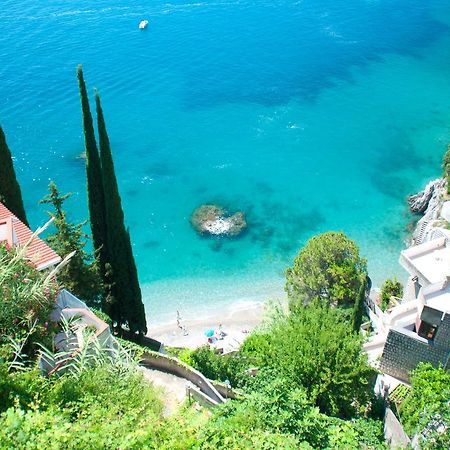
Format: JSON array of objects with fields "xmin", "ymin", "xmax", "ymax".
[{"xmin": 1, "ymin": 1, "xmax": 450, "ymax": 325}]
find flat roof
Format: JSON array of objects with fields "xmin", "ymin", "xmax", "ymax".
[
  {"xmin": 400, "ymin": 237, "xmax": 450, "ymax": 285},
  {"xmin": 422, "ymin": 282, "xmax": 450, "ymax": 314}
]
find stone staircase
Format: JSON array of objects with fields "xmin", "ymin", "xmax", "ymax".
[{"xmin": 414, "ymin": 219, "xmax": 430, "ymax": 245}]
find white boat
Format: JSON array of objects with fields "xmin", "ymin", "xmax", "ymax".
[{"xmin": 139, "ymin": 20, "xmax": 149, "ymax": 29}]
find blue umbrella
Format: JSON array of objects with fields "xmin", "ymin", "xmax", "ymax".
[{"xmin": 204, "ymin": 329, "xmax": 215, "ymax": 337}]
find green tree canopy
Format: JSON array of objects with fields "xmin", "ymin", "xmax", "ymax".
[
  {"xmin": 241, "ymin": 301, "xmax": 375, "ymax": 417},
  {"xmin": 0, "ymin": 125, "xmax": 28, "ymax": 226},
  {"xmin": 198, "ymin": 369, "xmax": 384, "ymax": 449},
  {"xmin": 285, "ymin": 231, "xmax": 368, "ymax": 308},
  {"xmin": 40, "ymin": 182, "xmax": 102, "ymax": 307}
]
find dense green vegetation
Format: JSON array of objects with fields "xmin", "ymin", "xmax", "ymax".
[
  {"xmin": 199, "ymin": 372, "xmax": 385, "ymax": 449},
  {"xmin": 40, "ymin": 182, "xmax": 102, "ymax": 307},
  {"xmin": 399, "ymin": 363, "xmax": 450, "ymax": 449},
  {"xmin": 0, "ymin": 124, "xmax": 28, "ymax": 225},
  {"xmin": 0, "ymin": 234, "xmax": 387, "ymax": 449},
  {"xmin": 240, "ymin": 301, "xmax": 376, "ymax": 417},
  {"xmin": 173, "ymin": 299, "xmax": 387, "ymax": 448},
  {"xmin": 0, "ymin": 245, "xmax": 58, "ymax": 359}
]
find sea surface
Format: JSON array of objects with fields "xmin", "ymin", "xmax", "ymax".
[{"xmin": 1, "ymin": 0, "xmax": 450, "ymax": 325}]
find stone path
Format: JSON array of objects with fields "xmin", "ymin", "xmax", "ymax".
[{"xmin": 139, "ymin": 366, "xmax": 188, "ymax": 416}]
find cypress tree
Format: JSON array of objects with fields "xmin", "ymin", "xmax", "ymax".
[
  {"xmin": 352, "ymin": 276, "xmax": 366, "ymax": 332},
  {"xmin": 95, "ymin": 91, "xmax": 147, "ymax": 335},
  {"xmin": 0, "ymin": 125, "xmax": 28, "ymax": 225},
  {"xmin": 77, "ymin": 66, "xmax": 109, "ymax": 291}
]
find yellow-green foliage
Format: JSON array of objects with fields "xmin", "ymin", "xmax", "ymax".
[
  {"xmin": 380, "ymin": 278, "xmax": 403, "ymax": 311},
  {"xmin": 0, "ymin": 245, "xmax": 58, "ymax": 357}
]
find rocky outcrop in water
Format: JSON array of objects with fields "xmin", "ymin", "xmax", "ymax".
[
  {"xmin": 408, "ymin": 178, "xmax": 445, "ymax": 215},
  {"xmin": 191, "ymin": 204, "xmax": 247, "ymax": 237},
  {"xmin": 408, "ymin": 178, "xmax": 447, "ymax": 245}
]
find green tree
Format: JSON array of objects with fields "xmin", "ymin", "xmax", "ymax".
[
  {"xmin": 0, "ymin": 125, "xmax": 28, "ymax": 226},
  {"xmin": 40, "ymin": 182, "xmax": 102, "ymax": 307},
  {"xmin": 351, "ymin": 275, "xmax": 367, "ymax": 332},
  {"xmin": 241, "ymin": 302, "xmax": 375, "ymax": 417},
  {"xmin": 77, "ymin": 66, "xmax": 109, "ymax": 288},
  {"xmin": 285, "ymin": 231, "xmax": 367, "ymax": 308},
  {"xmin": 380, "ymin": 277, "xmax": 403, "ymax": 311},
  {"xmin": 95, "ymin": 92, "xmax": 147, "ymax": 335}
]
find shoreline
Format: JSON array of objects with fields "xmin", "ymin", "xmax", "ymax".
[
  {"xmin": 144, "ymin": 275, "xmax": 286, "ymax": 327},
  {"xmin": 149, "ymin": 299, "xmax": 272, "ymax": 350}
]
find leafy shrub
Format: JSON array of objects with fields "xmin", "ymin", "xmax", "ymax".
[
  {"xmin": 40, "ymin": 182, "xmax": 103, "ymax": 307},
  {"xmin": 176, "ymin": 348, "xmax": 195, "ymax": 366},
  {"xmin": 0, "ymin": 364, "xmax": 45, "ymax": 413},
  {"xmin": 0, "ymin": 245, "xmax": 59, "ymax": 359},
  {"xmin": 240, "ymin": 301, "xmax": 375, "ymax": 418},
  {"xmin": 380, "ymin": 278, "xmax": 403, "ymax": 311},
  {"xmin": 0, "ymin": 365, "xmax": 163, "ymax": 449},
  {"xmin": 400, "ymin": 363, "xmax": 450, "ymax": 448},
  {"xmin": 189, "ymin": 346, "xmax": 249, "ymax": 388},
  {"xmin": 199, "ymin": 369, "xmax": 385, "ymax": 449}
]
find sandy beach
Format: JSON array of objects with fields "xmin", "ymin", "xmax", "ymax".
[{"xmin": 149, "ymin": 300, "xmax": 269, "ymax": 351}]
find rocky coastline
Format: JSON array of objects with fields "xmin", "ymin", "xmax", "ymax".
[{"xmin": 407, "ymin": 178, "xmax": 448, "ymax": 245}]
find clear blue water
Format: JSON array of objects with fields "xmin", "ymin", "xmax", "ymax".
[{"xmin": 1, "ymin": 1, "xmax": 450, "ymax": 324}]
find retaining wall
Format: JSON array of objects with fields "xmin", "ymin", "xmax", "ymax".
[{"xmin": 140, "ymin": 351, "xmax": 225, "ymax": 404}]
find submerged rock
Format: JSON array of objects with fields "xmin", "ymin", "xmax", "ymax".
[{"xmin": 191, "ymin": 204, "xmax": 247, "ymax": 237}]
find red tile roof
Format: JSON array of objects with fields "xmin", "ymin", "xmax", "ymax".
[{"xmin": 0, "ymin": 202, "xmax": 61, "ymax": 271}]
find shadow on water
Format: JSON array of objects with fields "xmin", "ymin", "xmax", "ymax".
[
  {"xmin": 143, "ymin": 240, "xmax": 161, "ymax": 249},
  {"xmin": 180, "ymin": 0, "xmax": 448, "ymax": 109},
  {"xmin": 368, "ymin": 133, "xmax": 434, "ymax": 199}
]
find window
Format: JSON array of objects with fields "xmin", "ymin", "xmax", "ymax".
[{"xmin": 418, "ymin": 321, "xmax": 438, "ymax": 341}]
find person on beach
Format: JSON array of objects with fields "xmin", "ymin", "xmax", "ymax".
[
  {"xmin": 218, "ymin": 323, "xmax": 226, "ymax": 339},
  {"xmin": 177, "ymin": 310, "xmax": 189, "ymax": 335}
]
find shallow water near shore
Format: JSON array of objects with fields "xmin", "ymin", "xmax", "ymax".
[{"xmin": 1, "ymin": 1, "xmax": 450, "ymax": 325}]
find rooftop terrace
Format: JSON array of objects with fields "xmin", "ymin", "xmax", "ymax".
[{"xmin": 399, "ymin": 237, "xmax": 450, "ymax": 285}]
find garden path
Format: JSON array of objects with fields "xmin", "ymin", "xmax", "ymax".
[{"xmin": 139, "ymin": 367, "xmax": 187, "ymax": 416}]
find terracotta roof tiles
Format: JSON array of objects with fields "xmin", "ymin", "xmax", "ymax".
[{"xmin": 0, "ymin": 202, "xmax": 61, "ymax": 270}]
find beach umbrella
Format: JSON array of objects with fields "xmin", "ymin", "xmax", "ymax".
[{"xmin": 204, "ymin": 329, "xmax": 214, "ymax": 337}]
